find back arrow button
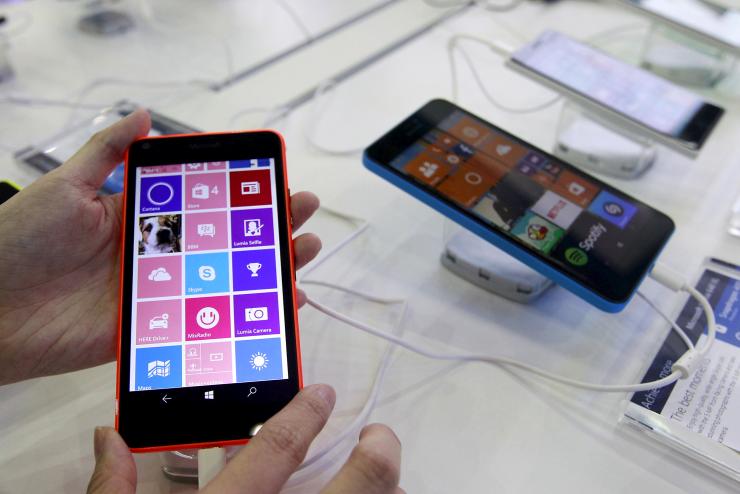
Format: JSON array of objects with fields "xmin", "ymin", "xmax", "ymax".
[{"xmin": 162, "ymin": 394, "xmax": 171, "ymax": 404}]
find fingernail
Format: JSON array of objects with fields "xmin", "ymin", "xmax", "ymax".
[
  {"xmin": 94, "ymin": 427, "xmax": 107, "ymax": 462},
  {"xmin": 305, "ymin": 384, "xmax": 336, "ymax": 408}
]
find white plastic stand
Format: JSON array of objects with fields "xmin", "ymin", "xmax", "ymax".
[
  {"xmin": 553, "ymin": 100, "xmax": 657, "ymax": 180},
  {"xmin": 640, "ymin": 22, "xmax": 737, "ymax": 88},
  {"xmin": 78, "ymin": 1, "xmax": 135, "ymax": 36},
  {"xmin": 440, "ymin": 220, "xmax": 553, "ymax": 303},
  {"xmin": 159, "ymin": 447, "xmax": 228, "ymax": 486}
]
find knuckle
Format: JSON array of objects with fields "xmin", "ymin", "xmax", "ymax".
[
  {"xmin": 297, "ymin": 391, "xmax": 332, "ymax": 423},
  {"xmin": 350, "ymin": 443, "xmax": 400, "ymax": 489},
  {"xmin": 90, "ymin": 129, "xmax": 121, "ymax": 157},
  {"xmin": 257, "ymin": 422, "xmax": 306, "ymax": 465}
]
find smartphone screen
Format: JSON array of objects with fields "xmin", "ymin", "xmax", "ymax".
[
  {"xmin": 621, "ymin": 0, "xmax": 740, "ymax": 53},
  {"xmin": 118, "ymin": 132, "xmax": 301, "ymax": 450},
  {"xmin": 509, "ymin": 31, "xmax": 724, "ymax": 150},
  {"xmin": 364, "ymin": 100, "xmax": 675, "ymax": 311}
]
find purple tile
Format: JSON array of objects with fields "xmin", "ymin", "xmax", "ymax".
[
  {"xmin": 231, "ymin": 208, "xmax": 275, "ymax": 249},
  {"xmin": 233, "ymin": 292, "xmax": 280, "ymax": 337},
  {"xmin": 140, "ymin": 175, "xmax": 182, "ymax": 214},
  {"xmin": 232, "ymin": 249, "xmax": 278, "ymax": 292}
]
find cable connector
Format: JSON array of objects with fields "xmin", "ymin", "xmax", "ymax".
[
  {"xmin": 671, "ymin": 350, "xmax": 703, "ymax": 379},
  {"xmin": 649, "ymin": 263, "xmax": 687, "ymax": 292}
]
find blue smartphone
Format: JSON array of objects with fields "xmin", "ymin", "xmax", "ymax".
[{"xmin": 363, "ymin": 99, "xmax": 675, "ymax": 312}]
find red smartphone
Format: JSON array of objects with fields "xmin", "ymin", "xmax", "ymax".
[{"xmin": 116, "ymin": 131, "xmax": 302, "ymax": 452}]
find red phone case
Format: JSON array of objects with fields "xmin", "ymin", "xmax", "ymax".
[{"xmin": 115, "ymin": 130, "xmax": 303, "ymax": 453}]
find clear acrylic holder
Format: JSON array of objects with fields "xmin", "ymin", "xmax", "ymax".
[
  {"xmin": 640, "ymin": 22, "xmax": 737, "ymax": 88},
  {"xmin": 440, "ymin": 220, "xmax": 553, "ymax": 304},
  {"xmin": 553, "ymin": 100, "xmax": 658, "ymax": 180}
]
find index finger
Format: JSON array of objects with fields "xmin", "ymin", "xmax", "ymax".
[
  {"xmin": 202, "ymin": 384, "xmax": 336, "ymax": 494},
  {"xmin": 290, "ymin": 191, "xmax": 319, "ymax": 232}
]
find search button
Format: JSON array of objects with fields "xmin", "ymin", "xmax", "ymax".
[{"xmin": 247, "ymin": 386, "xmax": 257, "ymax": 398}]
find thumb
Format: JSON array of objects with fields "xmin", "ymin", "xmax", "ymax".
[
  {"xmin": 63, "ymin": 108, "xmax": 151, "ymax": 190},
  {"xmin": 87, "ymin": 427, "xmax": 137, "ymax": 494}
]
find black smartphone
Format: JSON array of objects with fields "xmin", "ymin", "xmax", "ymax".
[
  {"xmin": 0, "ymin": 180, "xmax": 20, "ymax": 204},
  {"xmin": 117, "ymin": 131, "xmax": 303, "ymax": 452},
  {"xmin": 363, "ymin": 99, "xmax": 675, "ymax": 312},
  {"xmin": 507, "ymin": 31, "xmax": 724, "ymax": 153}
]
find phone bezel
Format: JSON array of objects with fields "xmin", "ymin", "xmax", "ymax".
[
  {"xmin": 506, "ymin": 31, "xmax": 724, "ymax": 155},
  {"xmin": 364, "ymin": 99, "xmax": 676, "ymax": 311},
  {"xmin": 117, "ymin": 131, "xmax": 302, "ymax": 452}
]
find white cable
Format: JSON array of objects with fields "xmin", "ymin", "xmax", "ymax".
[
  {"xmin": 304, "ymin": 79, "xmax": 365, "ymax": 156},
  {"xmin": 447, "ymin": 34, "xmax": 562, "ymax": 113},
  {"xmin": 286, "ymin": 208, "xmax": 409, "ymax": 485},
  {"xmin": 0, "ymin": 95, "xmax": 109, "ymax": 111},
  {"xmin": 64, "ymin": 76, "xmax": 214, "ymax": 127},
  {"xmin": 276, "ymin": 0, "xmax": 314, "ymax": 42},
  {"xmin": 289, "ymin": 294, "xmax": 406, "ymax": 485},
  {"xmin": 305, "ymin": 262, "xmax": 718, "ymax": 393},
  {"xmin": 636, "ymin": 290, "xmax": 695, "ymax": 351}
]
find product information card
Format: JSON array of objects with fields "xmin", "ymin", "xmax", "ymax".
[{"xmin": 632, "ymin": 258, "xmax": 740, "ymax": 452}]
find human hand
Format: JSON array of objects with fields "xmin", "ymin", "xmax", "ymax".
[
  {"xmin": 0, "ymin": 110, "xmax": 322, "ymax": 385},
  {"xmin": 88, "ymin": 384, "xmax": 404, "ymax": 493}
]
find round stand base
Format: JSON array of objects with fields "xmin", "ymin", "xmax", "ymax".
[{"xmin": 78, "ymin": 10, "xmax": 134, "ymax": 36}]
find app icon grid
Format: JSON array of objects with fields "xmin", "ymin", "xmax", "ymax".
[{"xmin": 130, "ymin": 160, "xmax": 288, "ymax": 391}]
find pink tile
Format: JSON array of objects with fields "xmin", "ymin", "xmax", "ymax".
[
  {"xmin": 141, "ymin": 165, "xmax": 183, "ymax": 175},
  {"xmin": 184, "ymin": 211, "xmax": 228, "ymax": 251},
  {"xmin": 136, "ymin": 299, "xmax": 182, "ymax": 345},
  {"xmin": 185, "ymin": 173, "xmax": 227, "ymax": 210},
  {"xmin": 206, "ymin": 162, "xmax": 227, "ymax": 171},
  {"xmin": 137, "ymin": 256, "xmax": 182, "ymax": 299},
  {"xmin": 185, "ymin": 295, "xmax": 231, "ymax": 341},
  {"xmin": 185, "ymin": 341, "xmax": 232, "ymax": 374},
  {"xmin": 185, "ymin": 372, "xmax": 233, "ymax": 387}
]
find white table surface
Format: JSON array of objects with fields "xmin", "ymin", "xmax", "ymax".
[{"xmin": 1, "ymin": 0, "xmax": 740, "ymax": 492}]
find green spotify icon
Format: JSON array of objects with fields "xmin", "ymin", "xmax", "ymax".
[{"xmin": 565, "ymin": 247, "xmax": 588, "ymax": 266}]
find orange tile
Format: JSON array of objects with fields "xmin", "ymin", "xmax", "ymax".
[
  {"xmin": 404, "ymin": 153, "xmax": 453, "ymax": 187},
  {"xmin": 479, "ymin": 134, "xmax": 528, "ymax": 167},
  {"xmin": 446, "ymin": 116, "xmax": 490, "ymax": 146},
  {"xmin": 551, "ymin": 170, "xmax": 600, "ymax": 207},
  {"xmin": 437, "ymin": 163, "xmax": 499, "ymax": 208}
]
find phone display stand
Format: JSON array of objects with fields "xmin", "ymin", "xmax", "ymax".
[
  {"xmin": 440, "ymin": 220, "xmax": 553, "ymax": 304},
  {"xmin": 640, "ymin": 22, "xmax": 737, "ymax": 88},
  {"xmin": 553, "ymin": 100, "xmax": 657, "ymax": 180},
  {"xmin": 160, "ymin": 451, "xmax": 199, "ymax": 484},
  {"xmin": 78, "ymin": 1, "xmax": 135, "ymax": 36}
]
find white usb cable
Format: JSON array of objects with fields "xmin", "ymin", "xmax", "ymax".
[{"xmin": 305, "ymin": 262, "xmax": 715, "ymax": 393}]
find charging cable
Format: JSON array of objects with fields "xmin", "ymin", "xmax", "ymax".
[
  {"xmin": 305, "ymin": 262, "xmax": 716, "ymax": 393},
  {"xmin": 447, "ymin": 33, "xmax": 562, "ymax": 113}
]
